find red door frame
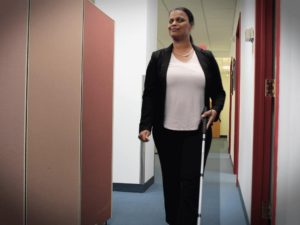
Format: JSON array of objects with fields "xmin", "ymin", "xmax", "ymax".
[
  {"xmin": 251, "ymin": 0, "xmax": 278, "ymax": 224},
  {"xmin": 233, "ymin": 15, "xmax": 241, "ymax": 176},
  {"xmin": 272, "ymin": 0, "xmax": 280, "ymax": 223}
]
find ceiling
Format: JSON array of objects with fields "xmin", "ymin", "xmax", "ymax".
[{"xmin": 157, "ymin": 0, "xmax": 238, "ymax": 58}]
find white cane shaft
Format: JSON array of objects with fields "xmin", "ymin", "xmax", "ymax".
[
  {"xmin": 197, "ymin": 134, "xmax": 206, "ymax": 225},
  {"xmin": 197, "ymin": 176, "xmax": 204, "ymax": 225},
  {"xmin": 200, "ymin": 136, "xmax": 206, "ymax": 175}
]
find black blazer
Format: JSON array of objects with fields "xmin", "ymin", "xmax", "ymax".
[{"xmin": 139, "ymin": 44, "xmax": 226, "ymax": 132}]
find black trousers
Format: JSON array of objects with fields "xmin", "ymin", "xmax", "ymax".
[{"xmin": 153, "ymin": 125, "xmax": 212, "ymax": 225}]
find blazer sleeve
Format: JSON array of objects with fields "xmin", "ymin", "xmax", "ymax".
[
  {"xmin": 208, "ymin": 51, "xmax": 226, "ymax": 120},
  {"xmin": 139, "ymin": 52, "xmax": 158, "ymax": 132}
]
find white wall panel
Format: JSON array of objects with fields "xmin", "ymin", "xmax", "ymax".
[
  {"xmin": 276, "ymin": 0, "xmax": 300, "ymax": 224},
  {"xmin": 95, "ymin": 0, "xmax": 157, "ymax": 184},
  {"xmin": 238, "ymin": 0, "xmax": 255, "ymax": 220}
]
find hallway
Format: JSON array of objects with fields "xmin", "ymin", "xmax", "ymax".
[
  {"xmin": 108, "ymin": 139, "xmax": 248, "ymax": 225},
  {"xmin": 2, "ymin": 1, "xmax": 300, "ymax": 225}
]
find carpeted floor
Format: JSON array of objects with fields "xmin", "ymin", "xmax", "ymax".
[{"xmin": 107, "ymin": 138, "xmax": 248, "ymax": 225}]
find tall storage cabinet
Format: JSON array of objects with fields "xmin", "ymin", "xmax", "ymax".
[
  {"xmin": 81, "ymin": 2, "xmax": 114, "ymax": 225},
  {"xmin": 0, "ymin": 1, "xmax": 28, "ymax": 224},
  {"xmin": 0, "ymin": 0, "xmax": 114, "ymax": 225}
]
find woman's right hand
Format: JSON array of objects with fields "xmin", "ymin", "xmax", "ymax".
[{"xmin": 138, "ymin": 130, "xmax": 151, "ymax": 142}]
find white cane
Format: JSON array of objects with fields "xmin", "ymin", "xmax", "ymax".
[{"xmin": 197, "ymin": 113, "xmax": 208, "ymax": 225}]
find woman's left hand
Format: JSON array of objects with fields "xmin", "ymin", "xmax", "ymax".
[{"xmin": 201, "ymin": 109, "xmax": 218, "ymax": 129}]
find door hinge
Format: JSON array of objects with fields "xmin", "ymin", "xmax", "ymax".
[
  {"xmin": 262, "ymin": 201, "xmax": 272, "ymax": 220},
  {"xmin": 265, "ymin": 79, "xmax": 276, "ymax": 97}
]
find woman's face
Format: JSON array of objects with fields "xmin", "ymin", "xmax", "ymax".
[{"xmin": 168, "ymin": 10, "xmax": 192, "ymax": 41}]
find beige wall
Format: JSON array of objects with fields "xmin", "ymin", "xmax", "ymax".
[
  {"xmin": 220, "ymin": 71, "xmax": 230, "ymax": 136},
  {"xmin": 215, "ymin": 58, "xmax": 231, "ymax": 137}
]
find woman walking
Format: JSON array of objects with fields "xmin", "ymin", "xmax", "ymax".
[{"xmin": 138, "ymin": 7, "xmax": 225, "ymax": 225}]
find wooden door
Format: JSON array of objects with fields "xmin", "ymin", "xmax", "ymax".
[{"xmin": 251, "ymin": 0, "xmax": 279, "ymax": 224}]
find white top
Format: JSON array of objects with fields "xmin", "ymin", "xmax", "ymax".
[{"xmin": 164, "ymin": 51, "xmax": 206, "ymax": 130}]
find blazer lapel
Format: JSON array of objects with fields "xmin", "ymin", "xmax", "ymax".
[
  {"xmin": 193, "ymin": 46, "xmax": 210, "ymax": 78},
  {"xmin": 159, "ymin": 44, "xmax": 173, "ymax": 84}
]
